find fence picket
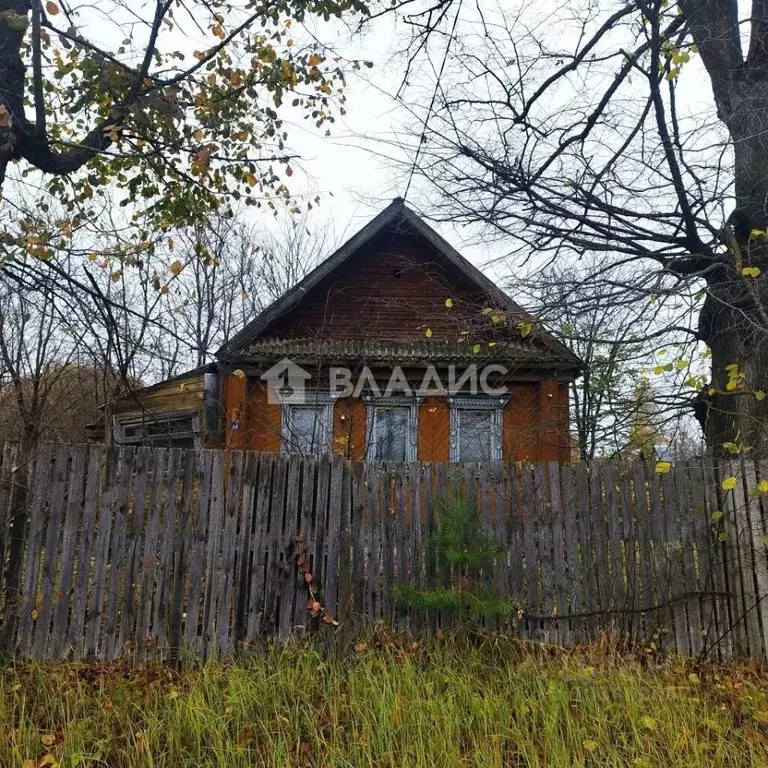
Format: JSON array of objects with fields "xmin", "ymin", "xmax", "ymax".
[{"xmin": 2, "ymin": 443, "xmax": 768, "ymax": 663}]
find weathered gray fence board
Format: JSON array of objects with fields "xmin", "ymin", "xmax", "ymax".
[{"xmin": 5, "ymin": 444, "xmax": 768, "ymax": 662}]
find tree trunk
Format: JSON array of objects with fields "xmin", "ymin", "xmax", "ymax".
[{"xmin": 699, "ymin": 271, "xmax": 768, "ymax": 457}]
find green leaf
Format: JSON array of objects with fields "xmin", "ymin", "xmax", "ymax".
[{"xmin": 710, "ymin": 510, "xmax": 723, "ymax": 522}]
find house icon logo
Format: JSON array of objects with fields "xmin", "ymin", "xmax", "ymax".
[{"xmin": 260, "ymin": 358, "xmax": 312, "ymax": 404}]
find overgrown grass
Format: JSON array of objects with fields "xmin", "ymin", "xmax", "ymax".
[{"xmin": 3, "ymin": 630, "xmax": 768, "ymax": 767}]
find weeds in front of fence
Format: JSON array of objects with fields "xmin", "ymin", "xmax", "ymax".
[{"xmin": 2, "ymin": 630, "xmax": 768, "ymax": 767}]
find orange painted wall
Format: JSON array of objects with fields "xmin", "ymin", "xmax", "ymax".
[
  {"xmin": 417, "ymin": 396, "xmax": 450, "ymax": 462},
  {"xmin": 503, "ymin": 384, "xmax": 539, "ymax": 462},
  {"xmin": 332, "ymin": 398, "xmax": 367, "ymax": 460},
  {"xmin": 222, "ymin": 373, "xmax": 248, "ymax": 450},
  {"xmin": 229, "ymin": 378, "xmax": 571, "ymax": 463},
  {"xmin": 243, "ymin": 379, "xmax": 281, "ymax": 453}
]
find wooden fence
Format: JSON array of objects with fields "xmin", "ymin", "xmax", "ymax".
[{"xmin": 1, "ymin": 443, "xmax": 767, "ymax": 662}]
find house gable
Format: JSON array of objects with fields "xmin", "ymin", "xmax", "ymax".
[{"xmin": 219, "ymin": 198, "xmax": 581, "ymax": 370}]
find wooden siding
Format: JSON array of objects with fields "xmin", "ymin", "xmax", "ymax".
[
  {"xmin": 112, "ymin": 369, "xmax": 206, "ymax": 419},
  {"xmin": 244, "ymin": 379, "xmax": 281, "ymax": 453},
  {"xmin": 267, "ymin": 232, "xmax": 514, "ymax": 343},
  {"xmin": 232, "ymin": 379, "xmax": 571, "ymax": 463},
  {"xmin": 332, "ymin": 398, "xmax": 366, "ymax": 460},
  {"xmin": 417, "ymin": 396, "xmax": 450, "ymax": 462}
]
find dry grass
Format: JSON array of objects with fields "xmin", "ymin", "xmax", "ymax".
[{"xmin": 2, "ymin": 630, "xmax": 768, "ymax": 767}]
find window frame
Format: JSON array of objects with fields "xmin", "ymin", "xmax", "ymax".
[
  {"xmin": 114, "ymin": 410, "xmax": 200, "ymax": 448},
  {"xmin": 364, "ymin": 395, "xmax": 419, "ymax": 462},
  {"xmin": 281, "ymin": 391, "xmax": 335, "ymax": 456},
  {"xmin": 448, "ymin": 395, "xmax": 507, "ymax": 463}
]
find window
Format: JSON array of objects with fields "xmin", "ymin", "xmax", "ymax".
[
  {"xmin": 365, "ymin": 397, "xmax": 418, "ymax": 462},
  {"xmin": 449, "ymin": 396, "xmax": 506, "ymax": 462},
  {"xmin": 115, "ymin": 412, "xmax": 198, "ymax": 448},
  {"xmin": 282, "ymin": 393, "xmax": 333, "ymax": 455}
]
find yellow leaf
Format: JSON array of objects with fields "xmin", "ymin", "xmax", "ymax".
[
  {"xmin": 688, "ymin": 673, "xmax": 700, "ymax": 684},
  {"xmin": 38, "ymin": 756, "xmax": 58, "ymax": 768},
  {"xmin": 758, "ymin": 480, "xmax": 768, "ymax": 494},
  {"xmin": 472, "ymin": 344, "xmax": 481, "ymax": 353},
  {"xmin": 726, "ymin": 379, "xmax": 738, "ymax": 391},
  {"xmin": 45, "ymin": 1, "xmax": 59, "ymax": 15},
  {"xmin": 168, "ymin": 689, "xmax": 179, "ymax": 699},
  {"xmin": 111, "ymin": 271, "xmax": 121, "ymax": 283},
  {"xmin": 232, "ymin": 369, "xmax": 246, "ymax": 379},
  {"xmin": 640, "ymin": 715, "xmax": 657, "ymax": 729},
  {"xmin": 655, "ymin": 461, "xmax": 671, "ymax": 474},
  {"xmin": 742, "ymin": 266, "xmax": 761, "ymax": 278},
  {"xmin": 445, "ymin": 298, "xmax": 453, "ymax": 308},
  {"xmin": 170, "ymin": 260, "xmax": 183, "ymax": 275},
  {"xmin": 757, "ymin": 390, "xmax": 766, "ymax": 401},
  {"xmin": 750, "ymin": 228, "xmax": 765, "ymax": 238},
  {"xmin": 193, "ymin": 129, "xmax": 204, "ymax": 142},
  {"xmin": 582, "ymin": 740, "xmax": 599, "ymax": 753},
  {"xmin": 722, "ymin": 476, "xmax": 737, "ymax": 491},
  {"xmin": 488, "ymin": 342, "xmax": 496, "ymax": 347},
  {"xmin": 424, "ymin": 328, "xmax": 432, "ymax": 338},
  {"xmin": 87, "ymin": 252, "xmax": 97, "ymax": 262},
  {"xmin": 490, "ymin": 313, "xmax": 501, "ymax": 324},
  {"xmin": 309, "ymin": 53, "xmax": 324, "ymax": 67},
  {"xmin": 40, "ymin": 733, "xmax": 56, "ymax": 747}
]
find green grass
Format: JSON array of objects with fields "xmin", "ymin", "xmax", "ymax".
[{"xmin": 3, "ymin": 631, "xmax": 768, "ymax": 767}]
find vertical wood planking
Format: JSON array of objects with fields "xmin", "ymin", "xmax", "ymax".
[
  {"xmin": 292, "ymin": 457, "xmax": 316, "ymax": 634},
  {"xmin": 521, "ymin": 465, "xmax": 540, "ymax": 638},
  {"xmin": 184, "ymin": 450, "xmax": 213, "ymax": 650},
  {"xmin": 409, "ymin": 462, "xmax": 423, "ymax": 635},
  {"xmin": 201, "ymin": 450, "xmax": 225, "ymax": 657},
  {"xmin": 153, "ymin": 449, "xmax": 185, "ymax": 657},
  {"xmin": 235, "ymin": 452, "xmax": 259, "ymax": 644},
  {"xmin": 677, "ymin": 466, "xmax": 703, "ymax": 656},
  {"xmin": 548, "ymin": 462, "xmax": 568, "ymax": 644},
  {"xmin": 168, "ymin": 450, "xmax": 197, "ymax": 663},
  {"xmin": 101, "ymin": 446, "xmax": 138, "ymax": 662},
  {"xmin": 323, "ymin": 454, "xmax": 344, "ymax": 628},
  {"xmin": 261, "ymin": 453, "xmax": 287, "ymax": 637},
  {"xmin": 307, "ymin": 454, "xmax": 330, "ymax": 635},
  {"xmin": 85, "ymin": 447, "xmax": 119, "ymax": 656},
  {"xmin": 246, "ymin": 454, "xmax": 274, "ymax": 640},
  {"xmin": 217, "ymin": 451, "xmax": 244, "ymax": 653},
  {"xmin": 136, "ymin": 448, "xmax": 169, "ymax": 662},
  {"xmin": 115, "ymin": 446, "xmax": 150, "ymax": 660},
  {"xmin": 720, "ymin": 461, "xmax": 753, "ymax": 656},
  {"xmin": 632, "ymin": 463, "xmax": 654, "ymax": 645},
  {"xmin": 278, "ymin": 454, "xmax": 302, "ymax": 642},
  {"xmin": 49, "ymin": 446, "xmax": 87, "ymax": 659},
  {"xmin": 561, "ymin": 465, "xmax": 582, "ymax": 643},
  {"xmin": 351, "ymin": 461, "xmax": 367, "ymax": 629},
  {"xmin": 602, "ymin": 463, "xmax": 622, "ymax": 625},
  {"xmin": 33, "ymin": 446, "xmax": 70, "ymax": 658},
  {"xmin": 69, "ymin": 447, "xmax": 103, "ymax": 659}
]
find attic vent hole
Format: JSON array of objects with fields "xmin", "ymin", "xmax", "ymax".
[{"xmin": 391, "ymin": 268, "xmax": 403, "ymax": 280}]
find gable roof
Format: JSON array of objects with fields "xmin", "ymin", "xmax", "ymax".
[{"xmin": 218, "ymin": 198, "xmax": 581, "ymax": 370}]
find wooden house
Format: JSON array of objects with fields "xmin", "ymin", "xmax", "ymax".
[{"xmin": 111, "ymin": 199, "xmax": 582, "ymax": 462}]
